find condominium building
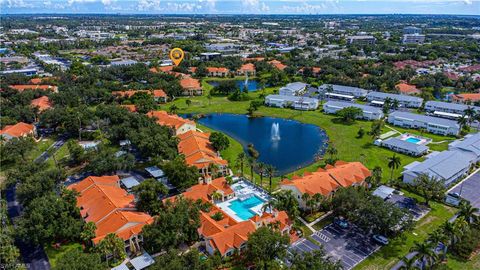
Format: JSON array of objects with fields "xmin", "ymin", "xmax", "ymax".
[
  {"xmin": 278, "ymin": 82, "xmax": 308, "ymax": 96},
  {"xmin": 402, "ymin": 34, "xmax": 426, "ymax": 44},
  {"xmin": 323, "ymin": 101, "xmax": 384, "ymax": 120},
  {"xmin": 318, "ymin": 84, "xmax": 369, "ymax": 98},
  {"xmin": 265, "ymin": 95, "xmax": 319, "ymax": 110},
  {"xmin": 387, "ymin": 111, "xmax": 460, "ymax": 136},
  {"xmin": 367, "ymin": 91, "xmax": 423, "ymax": 108}
]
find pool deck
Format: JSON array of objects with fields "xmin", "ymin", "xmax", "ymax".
[{"xmin": 216, "ymin": 180, "xmax": 271, "ymax": 222}]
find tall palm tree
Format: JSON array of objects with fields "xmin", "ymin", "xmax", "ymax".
[
  {"xmin": 410, "ymin": 241, "xmax": 438, "ymax": 269},
  {"xmin": 261, "ymin": 200, "xmax": 275, "ymax": 213},
  {"xmin": 391, "ymin": 99, "xmax": 400, "ymax": 111},
  {"xmin": 312, "ymin": 193, "xmax": 323, "ymax": 211},
  {"xmin": 257, "ymin": 162, "xmax": 266, "ymax": 188},
  {"xmin": 302, "ymin": 193, "xmax": 311, "ymax": 211},
  {"xmin": 265, "ymin": 164, "xmax": 276, "ymax": 192},
  {"xmin": 208, "ymin": 163, "xmax": 219, "ymax": 177},
  {"xmin": 399, "ymin": 255, "xmax": 419, "ymax": 270},
  {"xmin": 236, "ymin": 152, "xmax": 246, "ymax": 177},
  {"xmin": 464, "ymin": 106, "xmax": 476, "ymax": 124},
  {"xmin": 212, "ymin": 191, "xmax": 223, "ymax": 202},
  {"xmin": 387, "ymin": 153, "xmax": 401, "ymax": 183},
  {"xmin": 458, "ymin": 114, "xmax": 468, "ymax": 131},
  {"xmin": 457, "ymin": 201, "xmax": 479, "ymax": 224},
  {"xmin": 326, "ymin": 144, "xmax": 338, "ymax": 161},
  {"xmin": 248, "ymin": 156, "xmax": 257, "ymax": 184}
]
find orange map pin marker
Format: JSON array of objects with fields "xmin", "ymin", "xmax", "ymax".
[{"xmin": 170, "ymin": 48, "xmax": 184, "ymax": 66}]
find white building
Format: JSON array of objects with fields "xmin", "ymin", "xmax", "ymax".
[
  {"xmin": 347, "ymin": 35, "xmax": 376, "ymax": 45},
  {"xmin": 402, "ymin": 34, "xmax": 426, "ymax": 44},
  {"xmin": 265, "ymin": 95, "xmax": 319, "ymax": 110},
  {"xmin": 278, "ymin": 82, "xmax": 308, "ymax": 96},
  {"xmin": 318, "ymin": 84, "xmax": 369, "ymax": 98},
  {"xmin": 387, "ymin": 111, "xmax": 460, "ymax": 136},
  {"xmin": 425, "ymin": 101, "xmax": 479, "ymax": 116},
  {"xmin": 323, "ymin": 101, "xmax": 384, "ymax": 120},
  {"xmin": 367, "ymin": 91, "xmax": 423, "ymax": 108}
]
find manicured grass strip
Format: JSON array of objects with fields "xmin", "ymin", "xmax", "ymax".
[{"xmin": 44, "ymin": 242, "xmax": 82, "ymax": 268}]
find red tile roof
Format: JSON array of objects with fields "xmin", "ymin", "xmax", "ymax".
[
  {"xmin": 120, "ymin": 104, "xmax": 137, "ymax": 112},
  {"xmin": 67, "ymin": 176, "xmax": 153, "ymax": 244},
  {"xmin": 238, "ymin": 63, "xmax": 255, "ymax": 72},
  {"xmin": 180, "ymin": 77, "xmax": 202, "ymax": 90},
  {"xmin": 30, "ymin": 96, "xmax": 52, "ymax": 111},
  {"xmin": 395, "ymin": 83, "xmax": 421, "ymax": 95},
  {"xmin": 269, "ymin": 60, "xmax": 287, "ymax": 71},
  {"xmin": 177, "ymin": 130, "xmax": 228, "ymax": 170},
  {"xmin": 0, "ymin": 122, "xmax": 35, "ymax": 138},
  {"xmin": 9, "ymin": 85, "xmax": 58, "ymax": 92},
  {"xmin": 207, "ymin": 67, "xmax": 229, "ymax": 73},
  {"xmin": 146, "ymin": 110, "xmax": 195, "ymax": 130},
  {"xmin": 452, "ymin": 93, "xmax": 480, "ymax": 103},
  {"xmin": 112, "ymin": 89, "xmax": 167, "ymax": 98},
  {"xmin": 281, "ymin": 161, "xmax": 370, "ymax": 196}
]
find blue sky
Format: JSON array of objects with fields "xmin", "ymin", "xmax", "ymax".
[{"xmin": 1, "ymin": 0, "xmax": 479, "ymax": 15}]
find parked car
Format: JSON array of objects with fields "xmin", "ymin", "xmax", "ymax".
[
  {"xmin": 372, "ymin": 234, "xmax": 389, "ymax": 245},
  {"xmin": 334, "ymin": 217, "xmax": 349, "ymax": 229}
]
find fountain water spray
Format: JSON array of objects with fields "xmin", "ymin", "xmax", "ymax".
[{"xmin": 271, "ymin": 122, "xmax": 280, "ymax": 141}]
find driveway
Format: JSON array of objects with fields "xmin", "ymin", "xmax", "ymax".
[
  {"xmin": 6, "ymin": 185, "xmax": 51, "ymax": 270},
  {"xmin": 289, "ymin": 223, "xmax": 381, "ymax": 270},
  {"xmin": 34, "ymin": 138, "xmax": 65, "ymax": 163}
]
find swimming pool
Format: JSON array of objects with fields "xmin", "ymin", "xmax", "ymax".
[
  {"xmin": 405, "ymin": 137, "xmax": 421, "ymax": 144},
  {"xmin": 228, "ymin": 196, "xmax": 264, "ymax": 220}
]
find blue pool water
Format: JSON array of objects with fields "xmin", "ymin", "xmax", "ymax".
[
  {"xmin": 228, "ymin": 196, "xmax": 264, "ymax": 220},
  {"xmin": 207, "ymin": 80, "xmax": 265, "ymax": 92},
  {"xmin": 405, "ymin": 137, "xmax": 421, "ymax": 144}
]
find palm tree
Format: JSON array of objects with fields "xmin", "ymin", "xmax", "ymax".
[
  {"xmin": 265, "ymin": 164, "xmax": 276, "ymax": 192},
  {"xmin": 261, "ymin": 200, "xmax": 275, "ymax": 213},
  {"xmin": 457, "ymin": 201, "xmax": 479, "ymax": 224},
  {"xmin": 410, "ymin": 241, "xmax": 438, "ymax": 269},
  {"xmin": 248, "ymin": 156, "xmax": 257, "ymax": 184},
  {"xmin": 169, "ymin": 104, "xmax": 179, "ymax": 114},
  {"xmin": 236, "ymin": 152, "xmax": 247, "ymax": 177},
  {"xmin": 399, "ymin": 255, "xmax": 419, "ymax": 270},
  {"xmin": 458, "ymin": 114, "xmax": 468, "ymax": 130},
  {"xmin": 464, "ymin": 106, "xmax": 476, "ymax": 124},
  {"xmin": 391, "ymin": 99, "xmax": 400, "ymax": 111},
  {"xmin": 367, "ymin": 166, "xmax": 383, "ymax": 188},
  {"xmin": 208, "ymin": 163, "xmax": 219, "ymax": 177},
  {"xmin": 440, "ymin": 219, "xmax": 467, "ymax": 261},
  {"xmin": 326, "ymin": 144, "xmax": 337, "ymax": 161},
  {"xmin": 312, "ymin": 193, "xmax": 323, "ymax": 211},
  {"xmin": 302, "ymin": 193, "xmax": 311, "ymax": 211},
  {"xmin": 212, "ymin": 191, "xmax": 223, "ymax": 202},
  {"xmin": 387, "ymin": 153, "xmax": 401, "ymax": 184},
  {"xmin": 257, "ymin": 162, "xmax": 266, "ymax": 187}
]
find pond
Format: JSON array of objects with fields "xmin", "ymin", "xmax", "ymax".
[
  {"xmin": 195, "ymin": 113, "xmax": 329, "ymax": 175},
  {"xmin": 207, "ymin": 79, "xmax": 264, "ymax": 92}
]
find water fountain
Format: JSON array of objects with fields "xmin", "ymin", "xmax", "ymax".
[{"xmin": 271, "ymin": 122, "xmax": 280, "ymax": 141}]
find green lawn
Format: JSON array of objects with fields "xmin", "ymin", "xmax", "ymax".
[
  {"xmin": 168, "ymin": 93, "xmax": 455, "ymax": 189},
  {"xmin": 44, "ymin": 242, "xmax": 83, "ymax": 268},
  {"xmin": 28, "ymin": 138, "xmax": 55, "ymax": 161},
  {"xmin": 355, "ymin": 200, "xmax": 456, "ymax": 269},
  {"xmin": 46, "ymin": 143, "xmax": 70, "ymax": 168}
]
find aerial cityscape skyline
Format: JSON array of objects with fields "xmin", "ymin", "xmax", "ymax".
[{"xmin": 1, "ymin": 0, "xmax": 479, "ymax": 15}]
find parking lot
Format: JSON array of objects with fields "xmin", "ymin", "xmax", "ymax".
[
  {"xmin": 387, "ymin": 193, "xmax": 430, "ymax": 220},
  {"xmin": 449, "ymin": 170, "xmax": 480, "ymax": 209},
  {"xmin": 289, "ymin": 223, "xmax": 381, "ymax": 270}
]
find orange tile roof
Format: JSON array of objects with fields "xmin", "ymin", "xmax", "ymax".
[
  {"xmin": 208, "ymin": 220, "xmax": 256, "ymax": 256},
  {"xmin": 9, "ymin": 84, "xmax": 58, "ymax": 92},
  {"xmin": 207, "ymin": 67, "xmax": 229, "ymax": 73},
  {"xmin": 112, "ymin": 89, "xmax": 167, "ymax": 98},
  {"xmin": 149, "ymin": 66, "xmax": 174, "ymax": 73},
  {"xmin": 395, "ymin": 83, "xmax": 421, "ymax": 95},
  {"xmin": 242, "ymin": 57, "xmax": 265, "ymax": 62},
  {"xmin": 30, "ymin": 96, "xmax": 52, "ymax": 111},
  {"xmin": 299, "ymin": 67, "xmax": 321, "ymax": 73},
  {"xmin": 180, "ymin": 77, "xmax": 202, "ymax": 90},
  {"xmin": 269, "ymin": 60, "xmax": 287, "ymax": 70},
  {"xmin": 0, "ymin": 122, "xmax": 35, "ymax": 138},
  {"xmin": 120, "ymin": 104, "xmax": 137, "ymax": 112},
  {"xmin": 281, "ymin": 161, "xmax": 370, "ymax": 196},
  {"xmin": 452, "ymin": 93, "xmax": 480, "ymax": 103},
  {"xmin": 181, "ymin": 176, "xmax": 234, "ymax": 202},
  {"xmin": 238, "ymin": 63, "xmax": 255, "ymax": 72},
  {"xmin": 28, "ymin": 77, "xmax": 58, "ymax": 84},
  {"xmin": 146, "ymin": 110, "xmax": 195, "ymax": 130},
  {"xmin": 67, "ymin": 175, "xmax": 153, "ymax": 244},
  {"xmin": 177, "ymin": 130, "xmax": 228, "ymax": 169}
]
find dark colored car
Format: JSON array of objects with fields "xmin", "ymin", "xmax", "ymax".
[{"xmin": 372, "ymin": 234, "xmax": 389, "ymax": 245}]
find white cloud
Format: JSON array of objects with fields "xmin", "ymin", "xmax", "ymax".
[
  {"xmin": 137, "ymin": 0, "xmax": 162, "ymax": 11},
  {"xmin": 3, "ymin": 0, "xmax": 33, "ymax": 8}
]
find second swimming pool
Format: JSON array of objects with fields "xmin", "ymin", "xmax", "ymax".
[{"xmin": 228, "ymin": 195, "xmax": 264, "ymax": 220}]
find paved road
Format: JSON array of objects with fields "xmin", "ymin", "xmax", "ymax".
[
  {"xmin": 5, "ymin": 186, "xmax": 51, "ymax": 270},
  {"xmin": 34, "ymin": 138, "xmax": 65, "ymax": 163}
]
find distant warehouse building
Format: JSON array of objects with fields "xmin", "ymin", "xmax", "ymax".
[
  {"xmin": 347, "ymin": 35, "xmax": 376, "ymax": 45},
  {"xmin": 425, "ymin": 101, "xmax": 479, "ymax": 119},
  {"xmin": 403, "ymin": 26, "xmax": 422, "ymax": 35},
  {"xmin": 402, "ymin": 34, "xmax": 426, "ymax": 44},
  {"xmin": 387, "ymin": 111, "xmax": 460, "ymax": 136},
  {"xmin": 323, "ymin": 101, "xmax": 384, "ymax": 120},
  {"xmin": 265, "ymin": 95, "xmax": 319, "ymax": 110},
  {"xmin": 318, "ymin": 84, "xmax": 369, "ymax": 99},
  {"xmin": 366, "ymin": 91, "xmax": 423, "ymax": 108}
]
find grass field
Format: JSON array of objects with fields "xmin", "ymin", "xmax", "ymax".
[{"xmin": 44, "ymin": 242, "xmax": 83, "ymax": 268}]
